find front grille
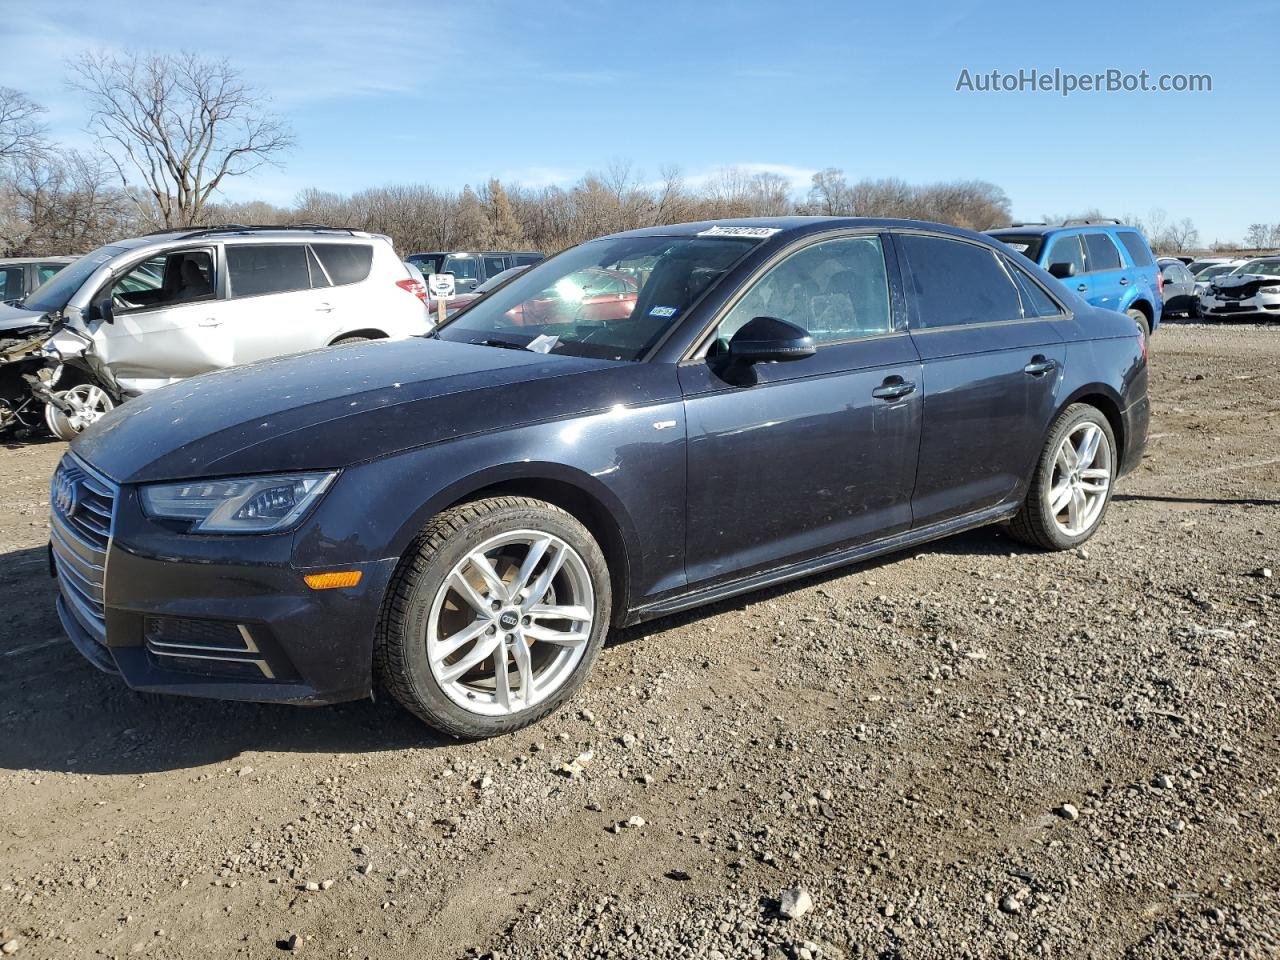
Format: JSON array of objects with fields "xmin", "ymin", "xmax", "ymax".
[{"xmin": 50, "ymin": 455, "xmax": 117, "ymax": 642}]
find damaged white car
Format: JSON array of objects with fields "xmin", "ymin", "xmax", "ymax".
[
  {"xmin": 1198, "ymin": 256, "xmax": 1280, "ymax": 321},
  {"xmin": 0, "ymin": 225, "xmax": 430, "ymax": 439}
]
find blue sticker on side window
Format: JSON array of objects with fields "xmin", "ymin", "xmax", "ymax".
[{"xmin": 649, "ymin": 305, "xmax": 678, "ymax": 318}]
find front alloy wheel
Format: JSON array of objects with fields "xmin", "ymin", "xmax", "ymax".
[
  {"xmin": 376, "ymin": 496, "xmax": 611, "ymax": 737},
  {"xmin": 45, "ymin": 383, "xmax": 114, "ymax": 440}
]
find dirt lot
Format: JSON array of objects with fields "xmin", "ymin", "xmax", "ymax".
[{"xmin": 0, "ymin": 322, "xmax": 1277, "ymax": 960}]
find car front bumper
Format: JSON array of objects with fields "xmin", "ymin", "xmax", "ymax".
[
  {"xmin": 1200, "ymin": 293, "xmax": 1280, "ymax": 317},
  {"xmin": 49, "ymin": 455, "xmax": 398, "ymax": 705}
]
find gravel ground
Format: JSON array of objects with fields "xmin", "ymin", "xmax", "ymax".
[{"xmin": 0, "ymin": 321, "xmax": 1276, "ymax": 960}]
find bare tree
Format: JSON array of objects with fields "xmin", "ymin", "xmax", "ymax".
[
  {"xmin": 69, "ymin": 50, "xmax": 293, "ymax": 227},
  {"xmin": 1243, "ymin": 224, "xmax": 1269, "ymax": 250},
  {"xmin": 0, "ymin": 86, "xmax": 48, "ymax": 164}
]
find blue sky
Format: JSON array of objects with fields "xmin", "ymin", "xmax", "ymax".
[{"xmin": 1, "ymin": 0, "xmax": 1269, "ymax": 242}]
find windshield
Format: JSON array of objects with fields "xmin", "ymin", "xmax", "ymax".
[
  {"xmin": 991, "ymin": 234, "xmax": 1045, "ymax": 261},
  {"xmin": 1199, "ymin": 264, "xmax": 1237, "ymax": 280},
  {"xmin": 407, "ymin": 253, "xmax": 444, "ymax": 274},
  {"xmin": 23, "ymin": 245, "xmax": 127, "ymax": 313},
  {"xmin": 437, "ymin": 234, "xmax": 761, "ymax": 361},
  {"xmin": 1233, "ymin": 259, "xmax": 1280, "ymax": 275}
]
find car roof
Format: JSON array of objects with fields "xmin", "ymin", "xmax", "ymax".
[
  {"xmin": 599, "ymin": 215, "xmax": 988, "ymax": 244},
  {"xmin": 0, "ymin": 256, "xmax": 77, "ymax": 264},
  {"xmin": 988, "ymin": 223, "xmax": 1139, "ymax": 237}
]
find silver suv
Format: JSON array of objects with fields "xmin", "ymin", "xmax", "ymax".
[{"xmin": 1, "ymin": 225, "xmax": 430, "ymax": 438}]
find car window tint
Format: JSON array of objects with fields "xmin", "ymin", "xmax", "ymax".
[
  {"xmin": 307, "ymin": 247, "xmax": 332, "ymax": 288},
  {"xmin": 1116, "ymin": 231, "xmax": 1154, "ymax": 267},
  {"xmin": 0, "ymin": 267, "xmax": 21, "ymax": 301},
  {"xmin": 717, "ymin": 235, "xmax": 892, "ymax": 347},
  {"xmin": 899, "ymin": 234, "xmax": 1023, "ymax": 328},
  {"xmin": 227, "ymin": 245, "xmax": 310, "ymax": 298},
  {"xmin": 38, "ymin": 264, "xmax": 64, "ymax": 283},
  {"xmin": 483, "ymin": 255, "xmax": 508, "ymax": 277},
  {"xmin": 1046, "ymin": 234, "xmax": 1086, "ymax": 276},
  {"xmin": 1083, "ymin": 233, "xmax": 1122, "ymax": 272},
  {"xmin": 442, "ymin": 255, "xmax": 478, "ymax": 280},
  {"xmin": 1009, "ymin": 264, "xmax": 1064, "ymax": 317},
  {"xmin": 312, "ymin": 243, "xmax": 373, "ymax": 286},
  {"xmin": 515, "ymin": 254, "xmax": 543, "ymax": 266}
]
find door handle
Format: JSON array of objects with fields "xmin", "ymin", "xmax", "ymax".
[
  {"xmin": 198, "ymin": 318, "xmax": 221, "ymax": 327},
  {"xmin": 1024, "ymin": 355, "xmax": 1058, "ymax": 376},
  {"xmin": 1118, "ymin": 277, "xmax": 1130, "ymax": 286},
  {"xmin": 872, "ymin": 377, "xmax": 917, "ymax": 401},
  {"xmin": 315, "ymin": 303, "xmax": 334, "ymax": 313},
  {"xmin": 1076, "ymin": 283, "xmax": 1088, "ymax": 292}
]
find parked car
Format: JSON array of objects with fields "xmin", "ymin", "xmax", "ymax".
[
  {"xmin": 52, "ymin": 217, "xmax": 1148, "ymax": 737},
  {"xmin": 405, "ymin": 250, "xmax": 544, "ymax": 294},
  {"xmin": 1157, "ymin": 257, "xmax": 1199, "ymax": 317},
  {"xmin": 987, "ymin": 219, "xmax": 1163, "ymax": 340},
  {"xmin": 431, "ymin": 264, "xmax": 531, "ymax": 318},
  {"xmin": 0, "ymin": 225, "xmax": 430, "ymax": 439},
  {"xmin": 0, "ymin": 256, "xmax": 75, "ymax": 305},
  {"xmin": 1198, "ymin": 256, "xmax": 1280, "ymax": 319},
  {"xmin": 1187, "ymin": 257, "xmax": 1244, "ymax": 276},
  {"xmin": 1192, "ymin": 261, "xmax": 1247, "ymax": 298}
]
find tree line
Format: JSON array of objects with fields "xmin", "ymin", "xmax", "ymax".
[{"xmin": 0, "ymin": 51, "xmax": 1259, "ymax": 261}]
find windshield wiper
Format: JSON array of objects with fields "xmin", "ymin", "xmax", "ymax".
[{"xmin": 470, "ymin": 337, "xmax": 530, "ymax": 352}]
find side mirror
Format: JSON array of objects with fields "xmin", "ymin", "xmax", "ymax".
[
  {"xmin": 1048, "ymin": 262, "xmax": 1076, "ymax": 279},
  {"xmin": 96, "ymin": 297, "xmax": 115, "ymax": 324},
  {"xmin": 727, "ymin": 316, "xmax": 816, "ymax": 366}
]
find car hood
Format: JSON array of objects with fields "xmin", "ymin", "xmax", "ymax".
[
  {"xmin": 73, "ymin": 337, "xmax": 638, "ymax": 484},
  {"xmin": 1211, "ymin": 274, "xmax": 1280, "ymax": 294},
  {"xmin": 0, "ymin": 303, "xmax": 49, "ymax": 334}
]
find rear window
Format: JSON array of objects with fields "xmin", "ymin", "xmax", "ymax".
[
  {"xmin": 1116, "ymin": 231, "xmax": 1155, "ymax": 267},
  {"xmin": 899, "ymin": 234, "xmax": 1024, "ymax": 328},
  {"xmin": 227, "ymin": 245, "xmax": 310, "ymax": 298},
  {"xmin": 1083, "ymin": 233, "xmax": 1123, "ymax": 272},
  {"xmin": 312, "ymin": 243, "xmax": 373, "ymax": 286},
  {"xmin": 990, "ymin": 234, "xmax": 1045, "ymax": 261}
]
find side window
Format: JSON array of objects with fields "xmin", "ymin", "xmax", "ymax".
[
  {"xmin": 483, "ymin": 255, "xmax": 508, "ymax": 278},
  {"xmin": 311, "ymin": 243, "xmax": 373, "ymax": 286},
  {"xmin": 515, "ymin": 254, "xmax": 543, "ymax": 267},
  {"xmin": 716, "ymin": 235, "xmax": 893, "ymax": 348},
  {"xmin": 307, "ymin": 247, "xmax": 332, "ymax": 288},
  {"xmin": 1116, "ymin": 231, "xmax": 1154, "ymax": 267},
  {"xmin": 110, "ymin": 250, "xmax": 214, "ymax": 311},
  {"xmin": 1046, "ymin": 234, "xmax": 1086, "ymax": 277},
  {"xmin": 0, "ymin": 267, "xmax": 21, "ymax": 301},
  {"xmin": 899, "ymin": 234, "xmax": 1023, "ymax": 328},
  {"xmin": 1083, "ymin": 233, "xmax": 1122, "ymax": 272},
  {"xmin": 37, "ymin": 264, "xmax": 64, "ymax": 284},
  {"xmin": 1009, "ymin": 263, "xmax": 1065, "ymax": 318},
  {"xmin": 227, "ymin": 245, "xmax": 310, "ymax": 298},
  {"xmin": 441, "ymin": 255, "xmax": 478, "ymax": 281}
]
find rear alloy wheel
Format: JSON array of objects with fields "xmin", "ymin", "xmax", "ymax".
[
  {"xmin": 1127, "ymin": 308, "xmax": 1151, "ymax": 343},
  {"xmin": 45, "ymin": 383, "xmax": 114, "ymax": 440},
  {"xmin": 1008, "ymin": 404, "xmax": 1117, "ymax": 550},
  {"xmin": 376, "ymin": 496, "xmax": 611, "ymax": 738}
]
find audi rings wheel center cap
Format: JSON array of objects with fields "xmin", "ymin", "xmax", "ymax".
[{"xmin": 498, "ymin": 609, "xmax": 520, "ymax": 632}]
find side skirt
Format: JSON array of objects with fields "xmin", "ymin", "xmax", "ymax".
[{"xmin": 624, "ymin": 501, "xmax": 1019, "ymax": 626}]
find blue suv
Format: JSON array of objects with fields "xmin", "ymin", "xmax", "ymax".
[{"xmin": 988, "ymin": 219, "xmax": 1162, "ymax": 340}]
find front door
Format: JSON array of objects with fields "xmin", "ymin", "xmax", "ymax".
[
  {"xmin": 895, "ymin": 232, "xmax": 1068, "ymax": 527},
  {"xmin": 681, "ymin": 233, "xmax": 923, "ymax": 586}
]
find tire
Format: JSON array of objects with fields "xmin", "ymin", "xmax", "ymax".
[
  {"xmin": 375, "ymin": 496, "xmax": 612, "ymax": 738},
  {"xmin": 44, "ymin": 383, "xmax": 115, "ymax": 441},
  {"xmin": 331, "ymin": 335, "xmax": 370, "ymax": 345},
  {"xmin": 1127, "ymin": 308, "xmax": 1151, "ymax": 343},
  {"xmin": 1186, "ymin": 299, "xmax": 1200, "ymax": 319},
  {"xmin": 1008, "ymin": 403, "xmax": 1117, "ymax": 551}
]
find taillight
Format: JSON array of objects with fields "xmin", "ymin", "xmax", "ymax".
[
  {"xmin": 1156, "ymin": 270, "xmax": 1164, "ymax": 296},
  {"xmin": 396, "ymin": 278, "xmax": 428, "ymax": 303}
]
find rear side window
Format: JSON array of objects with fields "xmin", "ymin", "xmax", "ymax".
[
  {"xmin": 1009, "ymin": 263, "xmax": 1065, "ymax": 318},
  {"xmin": 0, "ymin": 267, "xmax": 21, "ymax": 301},
  {"xmin": 515, "ymin": 254, "xmax": 543, "ymax": 267},
  {"xmin": 227, "ymin": 245, "xmax": 310, "ymax": 298},
  {"xmin": 1116, "ymin": 231, "xmax": 1154, "ymax": 267},
  {"xmin": 312, "ymin": 243, "xmax": 373, "ymax": 286},
  {"xmin": 1083, "ymin": 233, "xmax": 1123, "ymax": 272},
  {"xmin": 899, "ymin": 234, "xmax": 1023, "ymax": 328},
  {"xmin": 1046, "ymin": 234, "xmax": 1086, "ymax": 276},
  {"xmin": 483, "ymin": 255, "xmax": 508, "ymax": 277},
  {"xmin": 38, "ymin": 264, "xmax": 65, "ymax": 284}
]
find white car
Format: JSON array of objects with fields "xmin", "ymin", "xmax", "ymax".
[
  {"xmin": 1198, "ymin": 256, "xmax": 1280, "ymax": 319},
  {"xmin": 0, "ymin": 226, "xmax": 431, "ymax": 436},
  {"xmin": 1192, "ymin": 260, "xmax": 1249, "ymax": 298}
]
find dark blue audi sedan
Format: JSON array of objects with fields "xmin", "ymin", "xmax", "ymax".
[{"xmin": 51, "ymin": 218, "xmax": 1149, "ymax": 738}]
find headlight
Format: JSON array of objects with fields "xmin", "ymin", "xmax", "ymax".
[
  {"xmin": 140, "ymin": 471, "xmax": 337, "ymax": 533},
  {"xmin": 1260, "ymin": 286, "xmax": 1280, "ymax": 295}
]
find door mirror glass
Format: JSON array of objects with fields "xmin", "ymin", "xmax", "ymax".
[
  {"xmin": 95, "ymin": 297, "xmax": 115, "ymax": 324},
  {"xmin": 1048, "ymin": 261, "xmax": 1076, "ymax": 279},
  {"xmin": 726, "ymin": 316, "xmax": 816, "ymax": 365}
]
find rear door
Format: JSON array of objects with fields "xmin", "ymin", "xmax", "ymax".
[
  {"xmin": 895, "ymin": 231, "xmax": 1068, "ymax": 528},
  {"xmin": 309, "ymin": 241, "xmax": 376, "ymax": 334},
  {"xmin": 217, "ymin": 243, "xmax": 331, "ymax": 363},
  {"xmin": 1080, "ymin": 231, "xmax": 1128, "ymax": 312}
]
